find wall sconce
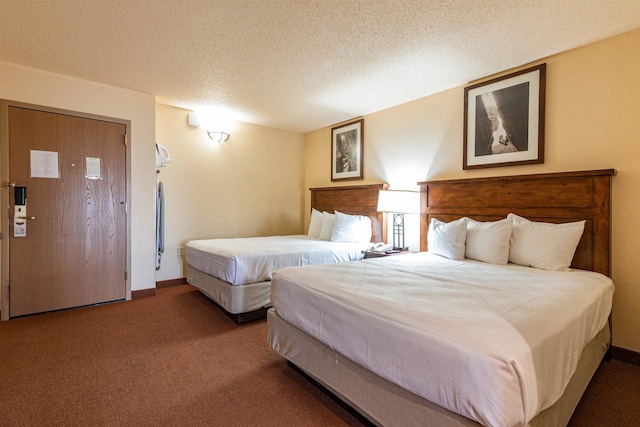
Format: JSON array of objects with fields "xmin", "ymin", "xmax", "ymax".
[
  {"xmin": 188, "ymin": 113, "xmax": 231, "ymax": 142},
  {"xmin": 207, "ymin": 131, "xmax": 230, "ymax": 142},
  {"xmin": 377, "ymin": 190, "xmax": 420, "ymax": 251}
]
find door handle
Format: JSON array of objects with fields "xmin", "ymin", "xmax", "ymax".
[{"xmin": 17, "ymin": 216, "xmax": 36, "ymax": 220}]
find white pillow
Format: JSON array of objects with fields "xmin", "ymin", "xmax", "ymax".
[
  {"xmin": 307, "ymin": 208, "xmax": 323, "ymax": 238},
  {"xmin": 318, "ymin": 211, "xmax": 336, "ymax": 241},
  {"xmin": 330, "ymin": 211, "xmax": 372, "ymax": 243},
  {"xmin": 508, "ymin": 213, "xmax": 585, "ymax": 271},
  {"xmin": 465, "ymin": 218, "xmax": 512, "ymax": 265},
  {"xmin": 427, "ymin": 217, "xmax": 467, "ymax": 260}
]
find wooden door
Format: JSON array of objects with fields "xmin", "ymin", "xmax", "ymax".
[{"xmin": 7, "ymin": 106, "xmax": 127, "ymax": 317}]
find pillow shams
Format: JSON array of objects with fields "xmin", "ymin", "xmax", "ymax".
[
  {"xmin": 427, "ymin": 217, "xmax": 467, "ymax": 260},
  {"xmin": 465, "ymin": 218, "xmax": 512, "ymax": 265},
  {"xmin": 307, "ymin": 208, "xmax": 323, "ymax": 238},
  {"xmin": 508, "ymin": 213, "xmax": 585, "ymax": 271},
  {"xmin": 330, "ymin": 211, "xmax": 372, "ymax": 243},
  {"xmin": 318, "ymin": 211, "xmax": 336, "ymax": 241}
]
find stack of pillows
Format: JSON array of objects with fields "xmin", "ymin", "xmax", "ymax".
[
  {"xmin": 428, "ymin": 213, "xmax": 585, "ymax": 272},
  {"xmin": 307, "ymin": 208, "xmax": 372, "ymax": 243}
]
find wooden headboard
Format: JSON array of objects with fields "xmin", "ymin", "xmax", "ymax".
[
  {"xmin": 310, "ymin": 183, "xmax": 388, "ymax": 243},
  {"xmin": 418, "ymin": 170, "xmax": 615, "ymax": 276}
]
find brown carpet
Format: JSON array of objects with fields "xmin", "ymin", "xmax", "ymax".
[
  {"xmin": 569, "ymin": 355, "xmax": 640, "ymax": 426},
  {"xmin": 0, "ymin": 285, "xmax": 638, "ymax": 427}
]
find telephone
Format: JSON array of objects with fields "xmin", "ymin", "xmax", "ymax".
[{"xmin": 371, "ymin": 242, "xmax": 393, "ymax": 252}]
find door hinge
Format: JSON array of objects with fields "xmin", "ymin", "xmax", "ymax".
[
  {"xmin": 120, "ymin": 201, "xmax": 128, "ymax": 214},
  {"xmin": 124, "ymin": 134, "xmax": 128, "ymax": 146},
  {"xmin": 125, "ymin": 270, "xmax": 128, "ymax": 280}
]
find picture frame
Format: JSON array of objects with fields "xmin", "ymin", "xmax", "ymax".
[
  {"xmin": 331, "ymin": 118, "xmax": 364, "ymax": 181},
  {"xmin": 463, "ymin": 63, "xmax": 546, "ymax": 170}
]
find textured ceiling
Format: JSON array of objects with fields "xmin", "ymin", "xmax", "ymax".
[{"xmin": 1, "ymin": 0, "xmax": 639, "ymax": 133}]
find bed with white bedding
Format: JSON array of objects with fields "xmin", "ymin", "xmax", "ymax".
[
  {"xmin": 186, "ymin": 235, "xmax": 372, "ymax": 285},
  {"xmin": 270, "ymin": 253, "xmax": 613, "ymax": 426},
  {"xmin": 185, "ymin": 235, "xmax": 372, "ymax": 319},
  {"xmin": 267, "ymin": 169, "xmax": 616, "ymax": 426},
  {"xmin": 186, "ymin": 184, "xmax": 387, "ymax": 324}
]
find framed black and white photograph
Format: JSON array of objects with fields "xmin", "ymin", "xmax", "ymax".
[
  {"xmin": 331, "ymin": 118, "xmax": 363, "ymax": 181},
  {"xmin": 463, "ymin": 64, "xmax": 545, "ymax": 170}
]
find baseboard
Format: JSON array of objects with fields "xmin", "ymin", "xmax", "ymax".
[
  {"xmin": 132, "ymin": 288, "xmax": 156, "ymax": 299},
  {"xmin": 156, "ymin": 277, "xmax": 187, "ymax": 289},
  {"xmin": 612, "ymin": 346, "xmax": 640, "ymax": 366},
  {"xmin": 132, "ymin": 279, "xmax": 186, "ymax": 299}
]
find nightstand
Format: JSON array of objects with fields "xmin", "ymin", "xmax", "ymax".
[{"xmin": 364, "ymin": 249, "xmax": 410, "ymax": 259}]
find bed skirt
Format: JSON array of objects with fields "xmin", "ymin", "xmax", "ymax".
[
  {"xmin": 267, "ymin": 309, "xmax": 610, "ymax": 427},
  {"xmin": 187, "ymin": 264, "xmax": 271, "ymax": 320}
]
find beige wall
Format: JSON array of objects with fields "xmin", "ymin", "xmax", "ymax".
[
  {"xmin": 155, "ymin": 104, "xmax": 305, "ymax": 281},
  {"xmin": 304, "ymin": 30, "xmax": 640, "ymax": 352},
  {"xmin": 0, "ymin": 61, "xmax": 157, "ymax": 301}
]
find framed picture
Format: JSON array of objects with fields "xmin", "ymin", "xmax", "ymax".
[
  {"xmin": 463, "ymin": 63, "xmax": 546, "ymax": 170},
  {"xmin": 331, "ymin": 118, "xmax": 364, "ymax": 181}
]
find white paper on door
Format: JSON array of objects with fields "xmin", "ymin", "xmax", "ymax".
[
  {"xmin": 86, "ymin": 157, "xmax": 102, "ymax": 180},
  {"xmin": 30, "ymin": 150, "xmax": 59, "ymax": 178}
]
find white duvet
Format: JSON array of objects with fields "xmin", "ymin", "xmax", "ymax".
[
  {"xmin": 271, "ymin": 252, "xmax": 614, "ymax": 427},
  {"xmin": 185, "ymin": 235, "xmax": 372, "ymax": 286}
]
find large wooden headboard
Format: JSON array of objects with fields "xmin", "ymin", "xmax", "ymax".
[
  {"xmin": 418, "ymin": 170, "xmax": 615, "ymax": 276},
  {"xmin": 310, "ymin": 183, "xmax": 388, "ymax": 243}
]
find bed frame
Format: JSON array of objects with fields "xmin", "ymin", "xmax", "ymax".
[
  {"xmin": 189, "ymin": 183, "xmax": 388, "ymax": 325},
  {"xmin": 270, "ymin": 169, "xmax": 615, "ymax": 426}
]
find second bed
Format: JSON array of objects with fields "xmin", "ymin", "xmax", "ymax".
[{"xmin": 186, "ymin": 184, "xmax": 387, "ymax": 324}]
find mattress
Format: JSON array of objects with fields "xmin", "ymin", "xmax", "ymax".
[
  {"xmin": 185, "ymin": 235, "xmax": 371, "ymax": 286},
  {"xmin": 270, "ymin": 252, "xmax": 614, "ymax": 427}
]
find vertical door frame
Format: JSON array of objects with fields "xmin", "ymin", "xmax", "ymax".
[{"xmin": 0, "ymin": 100, "xmax": 132, "ymax": 320}]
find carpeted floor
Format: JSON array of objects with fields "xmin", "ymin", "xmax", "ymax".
[{"xmin": 0, "ymin": 284, "xmax": 638, "ymax": 426}]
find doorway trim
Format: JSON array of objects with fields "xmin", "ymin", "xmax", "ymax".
[{"xmin": 0, "ymin": 100, "xmax": 132, "ymax": 320}]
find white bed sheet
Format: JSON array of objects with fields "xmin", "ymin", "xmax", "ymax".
[
  {"xmin": 271, "ymin": 252, "xmax": 614, "ymax": 427},
  {"xmin": 185, "ymin": 235, "xmax": 371, "ymax": 286}
]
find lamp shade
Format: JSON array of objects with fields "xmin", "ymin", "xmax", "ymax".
[{"xmin": 377, "ymin": 190, "xmax": 420, "ymax": 214}]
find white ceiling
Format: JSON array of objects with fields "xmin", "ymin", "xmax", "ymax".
[{"xmin": 1, "ymin": 0, "xmax": 639, "ymax": 133}]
